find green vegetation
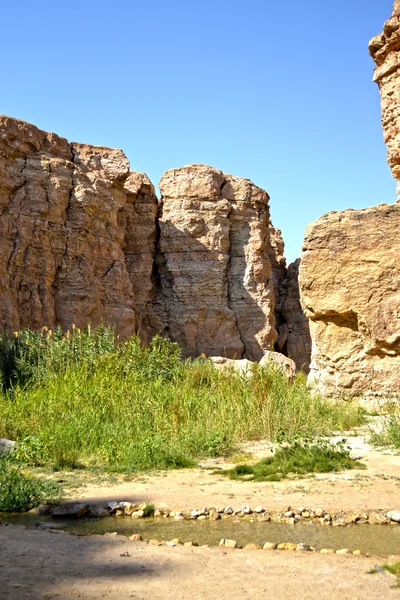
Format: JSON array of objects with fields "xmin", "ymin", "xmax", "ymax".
[
  {"xmin": 224, "ymin": 439, "xmax": 366, "ymax": 482},
  {"xmin": 0, "ymin": 456, "xmax": 60, "ymax": 512},
  {"xmin": 0, "ymin": 326, "xmax": 365, "ymax": 473},
  {"xmin": 370, "ymin": 407, "xmax": 400, "ymax": 449},
  {"xmin": 369, "ymin": 562, "xmax": 400, "ymax": 588}
]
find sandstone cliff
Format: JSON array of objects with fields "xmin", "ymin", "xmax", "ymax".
[
  {"xmin": 1, "ymin": 116, "xmax": 311, "ymax": 364},
  {"xmin": 369, "ymin": 0, "xmax": 400, "ymax": 199},
  {"xmin": 156, "ymin": 165, "xmax": 286, "ymax": 360},
  {"xmin": 299, "ymin": 204, "xmax": 400, "ymax": 397},
  {"xmin": 0, "ymin": 115, "xmax": 159, "ymax": 339},
  {"xmin": 282, "ymin": 260, "xmax": 312, "ymax": 373}
]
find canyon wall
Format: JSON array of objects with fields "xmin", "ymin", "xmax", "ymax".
[
  {"xmin": 299, "ymin": 204, "xmax": 400, "ymax": 397},
  {"xmin": 297, "ymin": 2, "xmax": 400, "ymax": 398},
  {"xmin": 369, "ymin": 0, "xmax": 400, "ymax": 199},
  {"xmin": 0, "ymin": 115, "xmax": 160, "ymax": 340},
  {"xmin": 0, "ymin": 115, "xmax": 310, "ymax": 364}
]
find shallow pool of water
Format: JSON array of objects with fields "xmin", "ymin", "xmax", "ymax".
[{"xmin": 2, "ymin": 513, "xmax": 400, "ymax": 557}]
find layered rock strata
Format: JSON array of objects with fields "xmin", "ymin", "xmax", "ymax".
[
  {"xmin": 157, "ymin": 165, "xmax": 286, "ymax": 360},
  {"xmin": 282, "ymin": 260, "xmax": 312, "ymax": 373},
  {"xmin": 369, "ymin": 1, "xmax": 400, "ymax": 199},
  {"xmin": 0, "ymin": 117, "xmax": 310, "ymax": 364},
  {"xmin": 299, "ymin": 204, "xmax": 400, "ymax": 397},
  {"xmin": 0, "ymin": 115, "xmax": 159, "ymax": 338}
]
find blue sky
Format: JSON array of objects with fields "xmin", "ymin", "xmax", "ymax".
[{"xmin": 1, "ymin": 0, "xmax": 395, "ymax": 262}]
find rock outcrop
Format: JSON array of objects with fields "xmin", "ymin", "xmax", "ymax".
[
  {"xmin": 281, "ymin": 259, "xmax": 312, "ymax": 373},
  {"xmin": 0, "ymin": 115, "xmax": 159, "ymax": 339},
  {"xmin": 156, "ymin": 165, "xmax": 286, "ymax": 360},
  {"xmin": 369, "ymin": 0, "xmax": 400, "ymax": 199},
  {"xmin": 1, "ymin": 117, "xmax": 310, "ymax": 364},
  {"xmin": 299, "ymin": 204, "xmax": 400, "ymax": 397}
]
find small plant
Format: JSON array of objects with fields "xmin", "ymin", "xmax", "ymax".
[
  {"xmin": 0, "ymin": 457, "xmax": 61, "ymax": 512},
  {"xmin": 223, "ymin": 439, "xmax": 366, "ymax": 482},
  {"xmin": 369, "ymin": 562, "xmax": 400, "ymax": 588},
  {"xmin": 370, "ymin": 409, "xmax": 400, "ymax": 449},
  {"xmin": 142, "ymin": 503, "xmax": 155, "ymax": 518}
]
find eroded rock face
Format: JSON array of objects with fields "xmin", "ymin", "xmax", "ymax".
[
  {"xmin": 157, "ymin": 165, "xmax": 286, "ymax": 360},
  {"xmin": 299, "ymin": 204, "xmax": 400, "ymax": 397},
  {"xmin": 0, "ymin": 117, "xmax": 309, "ymax": 365},
  {"xmin": 369, "ymin": 1, "xmax": 400, "ymax": 199},
  {"xmin": 0, "ymin": 115, "xmax": 159, "ymax": 338},
  {"xmin": 281, "ymin": 260, "xmax": 311, "ymax": 373}
]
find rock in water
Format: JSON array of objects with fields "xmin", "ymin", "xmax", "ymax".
[
  {"xmin": 157, "ymin": 165, "xmax": 286, "ymax": 360},
  {"xmin": 299, "ymin": 203, "xmax": 400, "ymax": 397},
  {"xmin": 369, "ymin": 1, "xmax": 400, "ymax": 200}
]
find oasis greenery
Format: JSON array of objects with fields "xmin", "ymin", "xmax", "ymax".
[{"xmin": 0, "ymin": 326, "xmax": 365, "ymax": 474}]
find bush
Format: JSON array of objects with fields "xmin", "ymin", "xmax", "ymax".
[
  {"xmin": 0, "ymin": 457, "xmax": 60, "ymax": 512},
  {"xmin": 370, "ymin": 408, "xmax": 400, "ymax": 449},
  {"xmin": 225, "ymin": 439, "xmax": 366, "ymax": 482},
  {"xmin": 0, "ymin": 326, "xmax": 366, "ymax": 473}
]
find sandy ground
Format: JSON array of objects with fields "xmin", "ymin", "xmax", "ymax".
[
  {"xmin": 69, "ymin": 436, "xmax": 400, "ymax": 515},
  {"xmin": 1, "ymin": 525, "xmax": 399, "ymax": 600},
  {"xmin": 1, "ymin": 433, "xmax": 400, "ymax": 599}
]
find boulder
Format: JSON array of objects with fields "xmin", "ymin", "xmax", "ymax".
[
  {"xmin": 0, "ymin": 438, "xmax": 17, "ymax": 456},
  {"xmin": 259, "ymin": 351, "xmax": 296, "ymax": 380},
  {"xmin": 209, "ymin": 356, "xmax": 255, "ymax": 378},
  {"xmin": 299, "ymin": 203, "xmax": 400, "ymax": 397},
  {"xmin": 51, "ymin": 503, "xmax": 88, "ymax": 519}
]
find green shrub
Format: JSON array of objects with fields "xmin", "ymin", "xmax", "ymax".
[
  {"xmin": 0, "ymin": 457, "xmax": 60, "ymax": 512},
  {"xmin": 371, "ymin": 410, "xmax": 400, "ymax": 449},
  {"xmin": 224, "ymin": 439, "xmax": 366, "ymax": 482}
]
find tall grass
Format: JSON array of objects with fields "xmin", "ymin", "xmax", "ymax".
[{"xmin": 0, "ymin": 327, "xmax": 365, "ymax": 473}]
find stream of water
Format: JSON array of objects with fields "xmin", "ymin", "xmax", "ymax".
[{"xmin": 2, "ymin": 513, "xmax": 400, "ymax": 557}]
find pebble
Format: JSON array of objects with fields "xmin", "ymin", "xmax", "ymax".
[
  {"xmin": 320, "ymin": 548, "xmax": 334, "ymax": 554},
  {"xmin": 240, "ymin": 505, "xmax": 252, "ymax": 515},
  {"xmin": 277, "ymin": 543, "xmax": 297, "ymax": 551},
  {"xmin": 224, "ymin": 507, "xmax": 234, "ymax": 515},
  {"xmin": 219, "ymin": 538, "xmax": 238, "ymax": 548},
  {"xmin": 254, "ymin": 506, "xmax": 264, "ymax": 513},
  {"xmin": 263, "ymin": 542, "xmax": 277, "ymax": 550},
  {"xmin": 129, "ymin": 534, "xmax": 143, "ymax": 541},
  {"xmin": 314, "ymin": 508, "xmax": 324, "ymax": 518},
  {"xmin": 336, "ymin": 548, "xmax": 351, "ymax": 555},
  {"xmin": 386, "ymin": 510, "xmax": 400, "ymax": 523},
  {"xmin": 296, "ymin": 543, "xmax": 312, "ymax": 552},
  {"xmin": 244, "ymin": 543, "xmax": 262, "ymax": 550}
]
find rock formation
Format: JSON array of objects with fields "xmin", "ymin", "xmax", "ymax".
[
  {"xmin": 369, "ymin": 0, "xmax": 400, "ymax": 199},
  {"xmin": 282, "ymin": 260, "xmax": 312, "ymax": 373},
  {"xmin": 1, "ymin": 116, "xmax": 311, "ymax": 364},
  {"xmin": 0, "ymin": 115, "xmax": 159, "ymax": 339},
  {"xmin": 156, "ymin": 165, "xmax": 286, "ymax": 360},
  {"xmin": 299, "ymin": 204, "xmax": 400, "ymax": 397}
]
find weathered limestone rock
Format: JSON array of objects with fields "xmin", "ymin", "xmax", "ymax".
[
  {"xmin": 259, "ymin": 351, "xmax": 296, "ymax": 381},
  {"xmin": 0, "ymin": 115, "xmax": 159, "ymax": 338},
  {"xmin": 299, "ymin": 204, "xmax": 400, "ymax": 397},
  {"xmin": 281, "ymin": 259, "xmax": 311, "ymax": 372},
  {"xmin": 157, "ymin": 164, "xmax": 286, "ymax": 359},
  {"xmin": 369, "ymin": 1, "xmax": 400, "ymax": 199}
]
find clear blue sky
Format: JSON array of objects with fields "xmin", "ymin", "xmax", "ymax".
[{"xmin": 1, "ymin": 0, "xmax": 395, "ymax": 262}]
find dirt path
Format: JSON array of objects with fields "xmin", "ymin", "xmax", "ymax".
[{"xmin": 1, "ymin": 525, "xmax": 399, "ymax": 600}]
